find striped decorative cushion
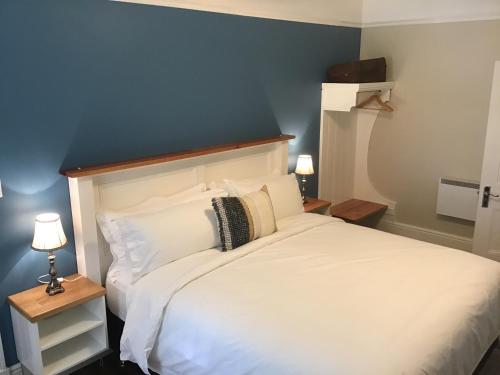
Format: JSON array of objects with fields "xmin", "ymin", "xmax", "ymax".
[{"xmin": 212, "ymin": 189, "xmax": 276, "ymax": 251}]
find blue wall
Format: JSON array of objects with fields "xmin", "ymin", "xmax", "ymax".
[{"xmin": 0, "ymin": 0, "xmax": 360, "ymax": 366}]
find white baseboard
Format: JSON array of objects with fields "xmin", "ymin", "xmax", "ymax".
[
  {"xmin": 5, "ymin": 364, "xmax": 22, "ymax": 375},
  {"xmin": 376, "ymin": 214, "xmax": 473, "ymax": 251}
]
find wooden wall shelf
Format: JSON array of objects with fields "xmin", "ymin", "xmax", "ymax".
[
  {"xmin": 321, "ymin": 82, "xmax": 394, "ymax": 112},
  {"xmin": 61, "ymin": 134, "xmax": 295, "ymax": 178}
]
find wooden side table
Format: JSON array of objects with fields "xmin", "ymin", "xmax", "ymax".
[
  {"xmin": 331, "ymin": 199, "xmax": 387, "ymax": 226},
  {"xmin": 304, "ymin": 197, "xmax": 331, "ymax": 215},
  {"xmin": 8, "ymin": 274, "xmax": 108, "ymax": 375}
]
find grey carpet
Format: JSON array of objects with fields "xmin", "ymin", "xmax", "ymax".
[{"xmin": 475, "ymin": 348, "xmax": 500, "ymax": 375}]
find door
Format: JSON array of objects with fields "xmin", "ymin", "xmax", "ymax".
[{"xmin": 473, "ymin": 61, "xmax": 500, "ymax": 262}]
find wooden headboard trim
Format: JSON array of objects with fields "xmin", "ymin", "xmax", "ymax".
[{"xmin": 61, "ymin": 134, "xmax": 295, "ymax": 178}]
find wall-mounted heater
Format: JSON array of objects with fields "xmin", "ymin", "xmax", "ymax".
[{"xmin": 436, "ymin": 177, "xmax": 480, "ymax": 221}]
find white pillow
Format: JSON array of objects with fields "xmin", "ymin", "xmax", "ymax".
[
  {"xmin": 97, "ymin": 187, "xmax": 222, "ymax": 283},
  {"xmin": 98, "ymin": 189, "xmax": 227, "ymax": 283},
  {"xmin": 98, "ymin": 184, "xmax": 208, "ymax": 265},
  {"xmin": 263, "ymin": 174, "xmax": 304, "ymax": 220},
  {"xmin": 224, "ymin": 174, "xmax": 304, "ymax": 220},
  {"xmin": 223, "ymin": 170, "xmax": 281, "ymax": 196},
  {"xmin": 207, "ymin": 181, "xmax": 225, "ymax": 190}
]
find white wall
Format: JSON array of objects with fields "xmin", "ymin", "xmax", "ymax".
[
  {"xmin": 114, "ymin": 0, "xmax": 363, "ymax": 26},
  {"xmin": 361, "ymin": 20, "xmax": 500, "ymax": 241},
  {"xmin": 362, "ymin": 0, "xmax": 500, "ymax": 26}
]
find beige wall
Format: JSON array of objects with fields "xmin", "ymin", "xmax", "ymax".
[{"xmin": 361, "ymin": 20, "xmax": 500, "ymax": 238}]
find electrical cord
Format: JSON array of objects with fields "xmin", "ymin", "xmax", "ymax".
[
  {"xmin": 63, "ymin": 275, "xmax": 84, "ymax": 283},
  {"xmin": 37, "ymin": 274, "xmax": 84, "ymax": 284},
  {"xmin": 37, "ymin": 274, "xmax": 50, "ymax": 284}
]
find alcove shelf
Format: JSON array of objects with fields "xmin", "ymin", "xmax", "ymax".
[
  {"xmin": 318, "ymin": 81, "xmax": 396, "ymax": 211},
  {"xmin": 321, "ymin": 82, "xmax": 394, "ymax": 112}
]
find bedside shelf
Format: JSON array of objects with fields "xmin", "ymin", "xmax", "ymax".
[
  {"xmin": 42, "ymin": 331, "xmax": 106, "ymax": 375},
  {"xmin": 304, "ymin": 197, "xmax": 331, "ymax": 214},
  {"xmin": 331, "ymin": 198, "xmax": 387, "ymax": 224},
  {"xmin": 8, "ymin": 274, "xmax": 108, "ymax": 375},
  {"xmin": 39, "ymin": 305, "xmax": 104, "ymax": 351}
]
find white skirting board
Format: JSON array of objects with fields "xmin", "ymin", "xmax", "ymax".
[
  {"xmin": 0, "ymin": 334, "xmax": 6, "ymax": 375},
  {"xmin": 0, "ymin": 364, "xmax": 22, "ymax": 375},
  {"xmin": 376, "ymin": 213, "xmax": 473, "ymax": 251},
  {"xmin": 8, "ymin": 364, "xmax": 22, "ymax": 375}
]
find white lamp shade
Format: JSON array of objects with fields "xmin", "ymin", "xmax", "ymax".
[
  {"xmin": 295, "ymin": 155, "xmax": 314, "ymax": 175},
  {"xmin": 32, "ymin": 213, "xmax": 68, "ymax": 251}
]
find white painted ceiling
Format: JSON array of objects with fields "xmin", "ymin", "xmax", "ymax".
[
  {"xmin": 115, "ymin": 0, "xmax": 500, "ymax": 27},
  {"xmin": 115, "ymin": 0, "xmax": 363, "ymax": 26},
  {"xmin": 363, "ymin": 0, "xmax": 500, "ymax": 27}
]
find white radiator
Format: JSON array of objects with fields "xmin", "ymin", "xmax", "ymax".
[{"xmin": 436, "ymin": 177, "xmax": 480, "ymax": 221}]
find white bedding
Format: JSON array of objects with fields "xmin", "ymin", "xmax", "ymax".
[
  {"xmin": 106, "ymin": 269, "xmax": 130, "ymax": 321},
  {"xmin": 106, "ymin": 249, "xmax": 226, "ymax": 321},
  {"xmin": 120, "ymin": 213, "xmax": 500, "ymax": 375}
]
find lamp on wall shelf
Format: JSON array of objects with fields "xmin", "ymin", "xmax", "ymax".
[
  {"xmin": 32, "ymin": 213, "xmax": 67, "ymax": 296},
  {"xmin": 295, "ymin": 154, "xmax": 314, "ymax": 203}
]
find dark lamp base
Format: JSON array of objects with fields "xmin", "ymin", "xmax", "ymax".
[
  {"xmin": 299, "ymin": 174, "xmax": 309, "ymax": 203},
  {"xmin": 46, "ymin": 252, "xmax": 65, "ymax": 296},
  {"xmin": 46, "ymin": 278, "xmax": 65, "ymax": 296}
]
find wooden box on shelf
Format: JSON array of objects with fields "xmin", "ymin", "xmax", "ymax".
[
  {"xmin": 303, "ymin": 197, "xmax": 331, "ymax": 215},
  {"xmin": 8, "ymin": 274, "xmax": 108, "ymax": 375}
]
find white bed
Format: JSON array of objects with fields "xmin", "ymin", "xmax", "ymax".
[
  {"xmin": 64, "ymin": 137, "xmax": 500, "ymax": 375},
  {"xmin": 114, "ymin": 213, "xmax": 500, "ymax": 375},
  {"xmin": 105, "ymin": 268, "xmax": 129, "ymax": 321}
]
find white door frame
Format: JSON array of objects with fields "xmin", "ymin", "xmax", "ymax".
[{"xmin": 473, "ymin": 61, "xmax": 500, "ymax": 261}]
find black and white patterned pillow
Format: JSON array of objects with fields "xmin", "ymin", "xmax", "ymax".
[{"xmin": 212, "ymin": 189, "xmax": 276, "ymax": 251}]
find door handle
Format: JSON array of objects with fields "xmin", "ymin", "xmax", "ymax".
[{"xmin": 482, "ymin": 186, "xmax": 499, "ymax": 208}]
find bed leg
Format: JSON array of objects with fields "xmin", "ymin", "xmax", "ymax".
[{"xmin": 121, "ymin": 361, "xmax": 126, "ymax": 368}]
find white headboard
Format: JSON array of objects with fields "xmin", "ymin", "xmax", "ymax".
[{"xmin": 65, "ymin": 136, "xmax": 292, "ymax": 284}]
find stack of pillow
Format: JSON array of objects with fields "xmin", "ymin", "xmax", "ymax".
[
  {"xmin": 97, "ymin": 174, "xmax": 304, "ymax": 284},
  {"xmin": 213, "ymin": 173, "xmax": 304, "ymax": 251}
]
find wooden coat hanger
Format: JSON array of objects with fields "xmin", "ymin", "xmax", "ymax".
[{"xmin": 355, "ymin": 94, "xmax": 394, "ymax": 112}]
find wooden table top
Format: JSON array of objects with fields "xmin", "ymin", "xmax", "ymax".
[
  {"xmin": 303, "ymin": 197, "xmax": 331, "ymax": 213},
  {"xmin": 8, "ymin": 274, "xmax": 106, "ymax": 322},
  {"xmin": 331, "ymin": 198, "xmax": 387, "ymax": 222}
]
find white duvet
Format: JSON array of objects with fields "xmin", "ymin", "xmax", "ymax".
[{"xmin": 120, "ymin": 214, "xmax": 500, "ymax": 375}]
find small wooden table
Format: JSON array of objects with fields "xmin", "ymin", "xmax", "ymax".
[
  {"xmin": 8, "ymin": 274, "xmax": 109, "ymax": 375},
  {"xmin": 304, "ymin": 197, "xmax": 331, "ymax": 215},
  {"xmin": 331, "ymin": 199, "xmax": 387, "ymax": 225}
]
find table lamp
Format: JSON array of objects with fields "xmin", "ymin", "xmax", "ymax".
[
  {"xmin": 295, "ymin": 154, "xmax": 314, "ymax": 202},
  {"xmin": 32, "ymin": 213, "xmax": 67, "ymax": 296}
]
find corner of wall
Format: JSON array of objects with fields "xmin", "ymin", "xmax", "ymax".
[{"xmin": 376, "ymin": 212, "xmax": 473, "ymax": 251}]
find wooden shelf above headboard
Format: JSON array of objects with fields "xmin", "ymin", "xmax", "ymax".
[{"xmin": 60, "ymin": 134, "xmax": 295, "ymax": 178}]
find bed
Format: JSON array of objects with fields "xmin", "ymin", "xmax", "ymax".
[{"xmin": 62, "ymin": 135, "xmax": 500, "ymax": 375}]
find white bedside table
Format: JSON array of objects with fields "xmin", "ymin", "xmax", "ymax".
[{"xmin": 8, "ymin": 274, "xmax": 108, "ymax": 375}]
